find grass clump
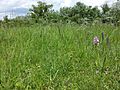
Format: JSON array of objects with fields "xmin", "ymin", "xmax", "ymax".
[{"xmin": 0, "ymin": 24, "xmax": 120, "ymax": 90}]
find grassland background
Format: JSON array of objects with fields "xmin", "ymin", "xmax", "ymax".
[{"xmin": 0, "ymin": 23, "xmax": 120, "ymax": 90}]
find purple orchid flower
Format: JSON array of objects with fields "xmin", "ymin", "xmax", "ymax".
[{"xmin": 93, "ymin": 36, "xmax": 99, "ymax": 45}]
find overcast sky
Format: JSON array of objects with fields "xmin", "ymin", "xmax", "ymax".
[{"xmin": 0, "ymin": 0, "xmax": 117, "ymax": 19}]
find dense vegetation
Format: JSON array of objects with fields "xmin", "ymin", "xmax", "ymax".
[
  {"xmin": 0, "ymin": 24, "xmax": 120, "ymax": 89},
  {"xmin": 0, "ymin": 1, "xmax": 120, "ymax": 27},
  {"xmin": 0, "ymin": 1, "xmax": 120, "ymax": 90}
]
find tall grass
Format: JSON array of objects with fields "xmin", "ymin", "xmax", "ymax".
[{"xmin": 0, "ymin": 24, "xmax": 120, "ymax": 90}]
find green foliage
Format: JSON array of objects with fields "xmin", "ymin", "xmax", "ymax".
[
  {"xmin": 59, "ymin": 2, "xmax": 101, "ymax": 24},
  {"xmin": 101, "ymin": 4, "xmax": 110, "ymax": 14},
  {"xmin": 110, "ymin": 1, "xmax": 120, "ymax": 25},
  {"xmin": 29, "ymin": 1, "xmax": 53, "ymax": 23},
  {"xmin": 0, "ymin": 1, "xmax": 120, "ymax": 89},
  {"xmin": 1, "ymin": 1, "xmax": 120, "ymax": 27},
  {"xmin": 47, "ymin": 11, "xmax": 61, "ymax": 23},
  {"xmin": 3, "ymin": 15, "xmax": 9, "ymax": 23},
  {"xmin": 0, "ymin": 24, "xmax": 120, "ymax": 89}
]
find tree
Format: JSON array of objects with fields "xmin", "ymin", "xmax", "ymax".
[
  {"xmin": 110, "ymin": 0, "xmax": 120, "ymax": 25},
  {"xmin": 100, "ymin": 3, "xmax": 112, "ymax": 23},
  {"xmin": 101, "ymin": 3, "xmax": 110, "ymax": 14},
  {"xmin": 60, "ymin": 7, "xmax": 73, "ymax": 21},
  {"xmin": 29, "ymin": 1, "xmax": 53, "ymax": 23},
  {"xmin": 3, "ymin": 15, "xmax": 9, "ymax": 23},
  {"xmin": 60, "ymin": 2, "xmax": 101, "ymax": 24}
]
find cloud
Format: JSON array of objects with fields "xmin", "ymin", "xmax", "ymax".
[
  {"xmin": 0, "ymin": 0, "xmax": 37, "ymax": 19},
  {"xmin": 0, "ymin": 0, "xmax": 117, "ymax": 19},
  {"xmin": 0, "ymin": 0, "xmax": 37, "ymax": 11}
]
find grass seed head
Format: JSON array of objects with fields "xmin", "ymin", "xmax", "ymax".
[{"xmin": 102, "ymin": 32, "xmax": 104, "ymax": 41}]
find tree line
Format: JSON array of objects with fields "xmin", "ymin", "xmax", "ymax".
[{"xmin": 0, "ymin": 1, "xmax": 120, "ymax": 28}]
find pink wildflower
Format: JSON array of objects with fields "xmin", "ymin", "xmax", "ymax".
[{"xmin": 93, "ymin": 36, "xmax": 99, "ymax": 45}]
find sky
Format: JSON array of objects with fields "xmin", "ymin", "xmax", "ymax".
[{"xmin": 0, "ymin": 0, "xmax": 117, "ymax": 19}]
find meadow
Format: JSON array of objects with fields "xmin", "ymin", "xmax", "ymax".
[{"xmin": 0, "ymin": 23, "xmax": 120, "ymax": 90}]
